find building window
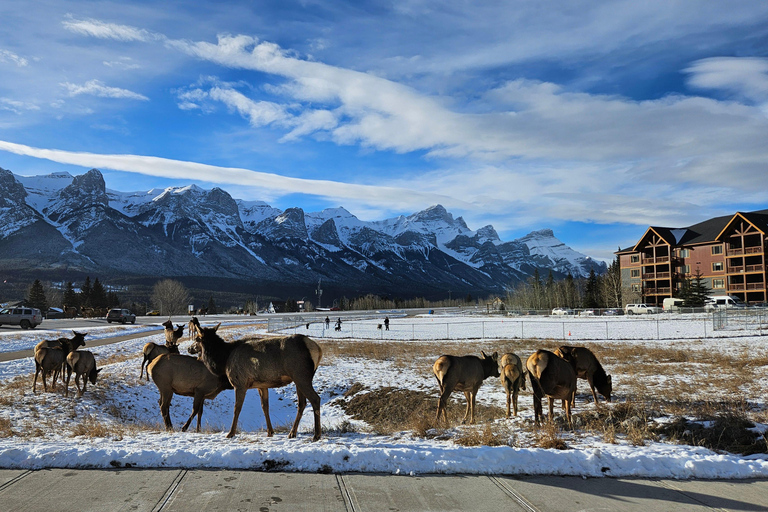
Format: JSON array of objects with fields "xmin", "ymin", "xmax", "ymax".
[
  {"xmin": 680, "ymin": 249, "xmax": 690, "ymax": 258},
  {"xmin": 630, "ymin": 254, "xmax": 640, "ymax": 263},
  {"xmin": 680, "ymin": 265, "xmax": 690, "ymax": 274},
  {"xmin": 712, "ymin": 278, "xmax": 725, "ymax": 289},
  {"xmin": 712, "ymin": 262, "xmax": 724, "ymax": 272},
  {"xmin": 630, "ymin": 269, "xmax": 640, "ymax": 278},
  {"xmin": 631, "ymin": 284, "xmax": 641, "ymax": 292},
  {"xmin": 711, "ymin": 245, "xmax": 723, "ymax": 255}
]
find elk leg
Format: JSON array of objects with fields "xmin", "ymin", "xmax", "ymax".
[
  {"xmin": 461, "ymin": 391, "xmax": 472, "ymax": 424},
  {"xmin": 64, "ymin": 364, "xmax": 72, "ymax": 397},
  {"xmin": 182, "ymin": 391, "xmax": 204, "ymax": 432},
  {"xmin": 505, "ymin": 387, "xmax": 511, "ymax": 419},
  {"xmin": 79, "ymin": 375, "xmax": 88, "ymax": 397},
  {"xmin": 435, "ymin": 381, "xmax": 454, "ymax": 425},
  {"xmin": 469, "ymin": 389, "xmax": 478, "ymax": 424},
  {"xmin": 548, "ymin": 397, "xmax": 555, "ymax": 423},
  {"xmin": 227, "ymin": 386, "xmax": 247, "ymax": 438},
  {"xmin": 587, "ymin": 374, "xmax": 600, "ymax": 405},
  {"xmin": 512, "ymin": 383, "xmax": 519, "ymax": 417},
  {"xmin": 160, "ymin": 390, "xmax": 173, "ymax": 430},
  {"xmin": 295, "ymin": 377, "xmax": 322, "ymax": 441},
  {"xmin": 33, "ymin": 364, "xmax": 41, "ymax": 393},
  {"xmin": 288, "ymin": 390, "xmax": 307, "ymax": 439},
  {"xmin": 257, "ymin": 387, "xmax": 274, "ymax": 437}
]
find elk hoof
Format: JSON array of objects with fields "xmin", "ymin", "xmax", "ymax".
[
  {"xmin": 312, "ymin": 434, "xmax": 321, "ymax": 442},
  {"xmin": 226, "ymin": 431, "xmax": 236, "ymax": 438}
]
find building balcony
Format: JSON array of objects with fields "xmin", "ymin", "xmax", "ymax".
[
  {"xmin": 644, "ymin": 287, "xmax": 671, "ymax": 295},
  {"xmin": 727, "ymin": 264, "xmax": 764, "ymax": 274},
  {"xmin": 642, "ymin": 272, "xmax": 671, "ymax": 280},
  {"xmin": 727, "ymin": 246, "xmax": 764, "ymax": 256}
]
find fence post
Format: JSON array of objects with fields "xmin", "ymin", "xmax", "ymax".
[
  {"xmin": 521, "ymin": 321, "xmax": 524, "ymax": 339},
  {"xmin": 657, "ymin": 318, "xmax": 660, "ymax": 340},
  {"xmin": 482, "ymin": 321, "xmax": 485, "ymax": 340},
  {"xmin": 562, "ymin": 322, "xmax": 565, "ymax": 341}
]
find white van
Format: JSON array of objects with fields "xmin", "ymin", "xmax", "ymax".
[
  {"xmin": 705, "ymin": 295, "xmax": 744, "ymax": 310},
  {"xmin": 662, "ymin": 298, "xmax": 684, "ymax": 312}
]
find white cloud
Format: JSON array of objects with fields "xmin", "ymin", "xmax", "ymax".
[
  {"xmin": 0, "ymin": 98, "xmax": 40, "ymax": 114},
  {"xmin": 61, "ymin": 80, "xmax": 149, "ymax": 101},
  {"xmin": 685, "ymin": 57, "xmax": 768, "ymax": 103},
  {"xmin": 0, "ymin": 140, "xmax": 469, "ymax": 212},
  {"xmin": 62, "ymin": 16, "xmax": 160, "ymax": 42},
  {"xmin": 0, "ymin": 49, "xmax": 28, "ymax": 67}
]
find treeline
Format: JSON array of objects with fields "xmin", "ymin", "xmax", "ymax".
[
  {"xmin": 24, "ymin": 277, "xmax": 121, "ymax": 312},
  {"xmin": 505, "ymin": 258, "xmax": 623, "ymax": 310}
]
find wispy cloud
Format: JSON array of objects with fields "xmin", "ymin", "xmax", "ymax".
[
  {"xmin": 685, "ymin": 57, "xmax": 768, "ymax": 104},
  {"xmin": 62, "ymin": 16, "xmax": 161, "ymax": 42},
  {"xmin": 61, "ymin": 80, "xmax": 149, "ymax": 101},
  {"xmin": 0, "ymin": 140, "xmax": 469, "ymax": 212},
  {"xmin": 0, "ymin": 49, "xmax": 28, "ymax": 67}
]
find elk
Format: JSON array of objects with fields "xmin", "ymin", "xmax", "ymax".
[
  {"xmin": 526, "ymin": 349, "xmax": 577, "ymax": 427},
  {"xmin": 500, "ymin": 352, "xmax": 526, "ymax": 418},
  {"xmin": 188, "ymin": 317, "xmax": 323, "ymax": 440},
  {"xmin": 148, "ymin": 353, "xmax": 231, "ymax": 432},
  {"xmin": 65, "ymin": 350, "xmax": 102, "ymax": 397},
  {"xmin": 33, "ymin": 332, "xmax": 87, "ymax": 392},
  {"xmin": 554, "ymin": 346, "xmax": 612, "ymax": 405},
  {"xmin": 139, "ymin": 320, "xmax": 183, "ymax": 380},
  {"xmin": 432, "ymin": 351, "xmax": 500, "ymax": 425}
]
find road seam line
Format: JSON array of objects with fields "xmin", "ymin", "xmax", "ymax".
[
  {"xmin": 152, "ymin": 469, "xmax": 188, "ymax": 512},
  {"xmin": 653, "ymin": 478, "xmax": 728, "ymax": 512},
  {"xmin": 489, "ymin": 475, "xmax": 540, "ymax": 512},
  {"xmin": 336, "ymin": 473, "xmax": 357, "ymax": 512},
  {"xmin": 0, "ymin": 470, "xmax": 33, "ymax": 493}
]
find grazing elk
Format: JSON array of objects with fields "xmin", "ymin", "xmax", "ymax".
[
  {"xmin": 554, "ymin": 346, "xmax": 612, "ymax": 405},
  {"xmin": 65, "ymin": 350, "xmax": 102, "ymax": 397},
  {"xmin": 148, "ymin": 353, "xmax": 231, "ymax": 432},
  {"xmin": 189, "ymin": 317, "xmax": 323, "ymax": 440},
  {"xmin": 500, "ymin": 352, "xmax": 526, "ymax": 418},
  {"xmin": 138, "ymin": 320, "xmax": 183, "ymax": 380},
  {"xmin": 432, "ymin": 351, "xmax": 500, "ymax": 425},
  {"xmin": 526, "ymin": 349, "xmax": 577, "ymax": 427},
  {"xmin": 33, "ymin": 332, "xmax": 87, "ymax": 392}
]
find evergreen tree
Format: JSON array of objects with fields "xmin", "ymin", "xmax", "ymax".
[
  {"xmin": 207, "ymin": 295, "xmax": 217, "ymax": 315},
  {"xmin": 63, "ymin": 281, "xmax": 78, "ymax": 309},
  {"xmin": 688, "ymin": 268, "xmax": 711, "ymax": 307},
  {"xmin": 584, "ymin": 269, "xmax": 600, "ymax": 308},
  {"xmin": 27, "ymin": 279, "xmax": 48, "ymax": 311},
  {"xmin": 565, "ymin": 273, "xmax": 578, "ymax": 307},
  {"xmin": 91, "ymin": 278, "xmax": 108, "ymax": 309},
  {"xmin": 107, "ymin": 291, "xmax": 120, "ymax": 308},
  {"xmin": 80, "ymin": 276, "xmax": 93, "ymax": 307}
]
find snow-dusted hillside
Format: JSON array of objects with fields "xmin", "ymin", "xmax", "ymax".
[{"xmin": 0, "ymin": 166, "xmax": 607, "ymax": 295}]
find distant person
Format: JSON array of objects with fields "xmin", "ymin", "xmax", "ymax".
[
  {"xmin": 325, "ymin": 316, "xmax": 330, "ymax": 329},
  {"xmin": 335, "ymin": 318, "xmax": 342, "ymax": 331},
  {"xmin": 384, "ymin": 316, "xmax": 390, "ymax": 331}
]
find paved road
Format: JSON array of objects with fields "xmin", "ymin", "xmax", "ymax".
[{"xmin": 0, "ymin": 469, "xmax": 766, "ymax": 511}]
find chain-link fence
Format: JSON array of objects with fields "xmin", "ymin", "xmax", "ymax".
[
  {"xmin": 712, "ymin": 308, "xmax": 768, "ymax": 334},
  {"xmin": 266, "ymin": 314, "xmax": 756, "ymax": 341}
]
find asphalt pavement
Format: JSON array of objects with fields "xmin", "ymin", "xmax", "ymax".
[{"xmin": 1, "ymin": 468, "xmax": 767, "ymax": 511}]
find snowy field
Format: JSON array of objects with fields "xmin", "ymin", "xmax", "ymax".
[{"xmin": 1, "ymin": 314, "xmax": 767, "ymax": 479}]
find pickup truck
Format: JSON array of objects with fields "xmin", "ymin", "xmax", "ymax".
[
  {"xmin": 624, "ymin": 303, "xmax": 660, "ymax": 315},
  {"xmin": 0, "ymin": 307, "xmax": 43, "ymax": 329}
]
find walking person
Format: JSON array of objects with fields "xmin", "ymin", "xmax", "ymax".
[
  {"xmin": 335, "ymin": 318, "xmax": 342, "ymax": 331},
  {"xmin": 325, "ymin": 316, "xmax": 330, "ymax": 329},
  {"xmin": 384, "ymin": 316, "xmax": 390, "ymax": 331}
]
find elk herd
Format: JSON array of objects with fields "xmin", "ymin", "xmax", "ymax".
[{"xmin": 29, "ymin": 316, "xmax": 611, "ymax": 442}]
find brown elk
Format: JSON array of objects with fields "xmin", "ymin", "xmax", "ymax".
[
  {"xmin": 33, "ymin": 332, "xmax": 87, "ymax": 392},
  {"xmin": 554, "ymin": 346, "xmax": 612, "ymax": 405},
  {"xmin": 65, "ymin": 350, "xmax": 102, "ymax": 397},
  {"xmin": 139, "ymin": 321, "xmax": 183, "ymax": 380},
  {"xmin": 432, "ymin": 351, "xmax": 500, "ymax": 425},
  {"xmin": 500, "ymin": 352, "xmax": 526, "ymax": 418},
  {"xmin": 148, "ymin": 353, "xmax": 231, "ymax": 432},
  {"xmin": 189, "ymin": 317, "xmax": 323, "ymax": 440},
  {"xmin": 526, "ymin": 349, "xmax": 577, "ymax": 427}
]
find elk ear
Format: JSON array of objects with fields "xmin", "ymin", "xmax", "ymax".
[
  {"xmin": 492, "ymin": 351, "xmax": 498, "ymax": 359},
  {"xmin": 96, "ymin": 368, "xmax": 103, "ymax": 374},
  {"xmin": 214, "ymin": 323, "xmax": 221, "ymax": 332},
  {"xmin": 607, "ymin": 375, "xmax": 612, "ymax": 384},
  {"xmin": 481, "ymin": 350, "xmax": 487, "ymax": 358}
]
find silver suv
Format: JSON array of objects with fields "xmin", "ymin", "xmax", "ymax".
[
  {"xmin": 106, "ymin": 308, "xmax": 136, "ymax": 324},
  {"xmin": 0, "ymin": 307, "xmax": 43, "ymax": 329}
]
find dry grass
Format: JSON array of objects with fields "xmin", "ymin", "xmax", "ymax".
[
  {"xmin": 70, "ymin": 414, "xmax": 125, "ymax": 439},
  {"xmin": 534, "ymin": 421, "xmax": 569, "ymax": 450}
]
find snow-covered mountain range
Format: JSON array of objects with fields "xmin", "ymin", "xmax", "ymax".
[{"xmin": 0, "ymin": 167, "xmax": 606, "ymax": 297}]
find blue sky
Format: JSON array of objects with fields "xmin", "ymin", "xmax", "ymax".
[{"xmin": 1, "ymin": 1, "xmax": 768, "ymax": 262}]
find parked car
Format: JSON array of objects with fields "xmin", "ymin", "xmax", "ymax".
[
  {"xmin": 146, "ymin": 310, "xmax": 161, "ymax": 316},
  {"xmin": 106, "ymin": 308, "xmax": 136, "ymax": 324},
  {"xmin": 0, "ymin": 307, "xmax": 43, "ymax": 329},
  {"xmin": 705, "ymin": 295, "xmax": 745, "ymax": 311},
  {"xmin": 551, "ymin": 307, "xmax": 574, "ymax": 316},
  {"xmin": 662, "ymin": 298, "xmax": 685, "ymax": 312},
  {"xmin": 624, "ymin": 304, "xmax": 660, "ymax": 315},
  {"xmin": 604, "ymin": 308, "xmax": 623, "ymax": 316}
]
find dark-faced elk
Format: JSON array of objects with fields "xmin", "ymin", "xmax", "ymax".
[
  {"xmin": 189, "ymin": 317, "xmax": 323, "ymax": 440},
  {"xmin": 33, "ymin": 331, "xmax": 87, "ymax": 392},
  {"xmin": 526, "ymin": 349, "xmax": 577, "ymax": 427},
  {"xmin": 65, "ymin": 350, "xmax": 102, "ymax": 397},
  {"xmin": 148, "ymin": 352, "xmax": 231, "ymax": 432},
  {"xmin": 432, "ymin": 351, "xmax": 499, "ymax": 425},
  {"xmin": 554, "ymin": 346, "xmax": 612, "ymax": 405},
  {"xmin": 500, "ymin": 352, "xmax": 526, "ymax": 418}
]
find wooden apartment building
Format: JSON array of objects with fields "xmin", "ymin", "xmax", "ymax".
[{"xmin": 617, "ymin": 210, "xmax": 768, "ymax": 306}]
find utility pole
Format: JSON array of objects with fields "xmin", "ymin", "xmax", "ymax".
[{"xmin": 315, "ymin": 279, "xmax": 323, "ymax": 309}]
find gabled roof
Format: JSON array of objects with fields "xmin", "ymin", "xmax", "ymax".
[{"xmin": 617, "ymin": 209, "xmax": 768, "ymax": 253}]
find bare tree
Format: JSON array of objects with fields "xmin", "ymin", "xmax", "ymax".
[{"xmin": 151, "ymin": 279, "xmax": 191, "ymax": 316}]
